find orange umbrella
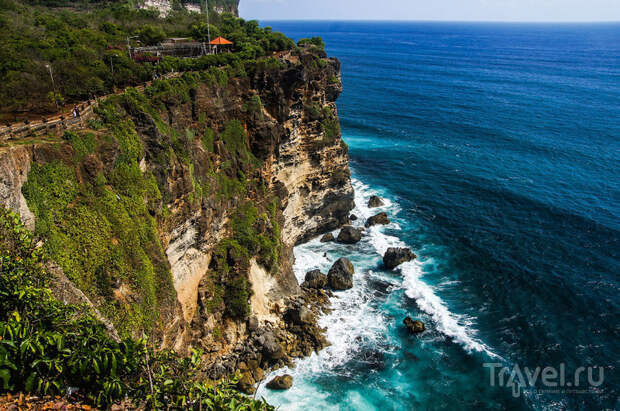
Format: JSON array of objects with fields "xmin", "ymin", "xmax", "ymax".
[{"xmin": 210, "ymin": 37, "xmax": 233, "ymax": 45}]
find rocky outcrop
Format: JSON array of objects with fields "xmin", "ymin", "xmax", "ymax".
[
  {"xmin": 328, "ymin": 258, "xmax": 354, "ymax": 290},
  {"xmin": 404, "ymin": 317, "xmax": 425, "ymax": 334},
  {"xmin": 337, "ymin": 225, "xmax": 363, "ymax": 244},
  {"xmin": 383, "ymin": 247, "xmax": 416, "ymax": 269},
  {"xmin": 301, "ymin": 270, "xmax": 328, "ymax": 289},
  {"xmin": 365, "ymin": 212, "xmax": 390, "ymax": 228},
  {"xmin": 138, "ymin": 0, "xmax": 240, "ymax": 17},
  {"xmin": 266, "ymin": 374, "xmax": 293, "ymax": 390},
  {"xmin": 271, "ymin": 55, "xmax": 354, "ymax": 245},
  {"xmin": 320, "ymin": 233, "xmax": 334, "ymax": 243},
  {"xmin": 368, "ymin": 195, "xmax": 384, "ymax": 208},
  {"xmin": 0, "ymin": 146, "xmax": 35, "ymax": 231}
]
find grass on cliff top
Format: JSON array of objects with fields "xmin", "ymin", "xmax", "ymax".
[{"xmin": 0, "ymin": 205, "xmax": 273, "ymax": 410}]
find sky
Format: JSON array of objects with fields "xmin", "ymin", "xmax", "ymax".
[{"xmin": 239, "ymin": 0, "xmax": 620, "ymax": 22}]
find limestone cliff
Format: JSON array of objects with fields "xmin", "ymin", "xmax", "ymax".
[
  {"xmin": 139, "ymin": 0, "xmax": 240, "ymax": 16},
  {"xmin": 0, "ymin": 49, "xmax": 353, "ymax": 382}
]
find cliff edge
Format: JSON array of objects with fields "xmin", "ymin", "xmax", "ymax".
[{"xmin": 0, "ymin": 48, "xmax": 353, "ymax": 387}]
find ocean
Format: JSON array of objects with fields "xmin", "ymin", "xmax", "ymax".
[{"xmin": 256, "ymin": 22, "xmax": 620, "ymax": 410}]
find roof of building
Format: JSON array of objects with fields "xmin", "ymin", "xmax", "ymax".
[{"xmin": 210, "ymin": 36, "xmax": 233, "ymax": 45}]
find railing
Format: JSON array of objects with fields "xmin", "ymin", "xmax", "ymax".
[{"xmin": 0, "ymin": 73, "xmax": 181, "ymax": 143}]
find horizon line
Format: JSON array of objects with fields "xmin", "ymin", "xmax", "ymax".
[{"xmin": 244, "ymin": 18, "xmax": 620, "ymax": 24}]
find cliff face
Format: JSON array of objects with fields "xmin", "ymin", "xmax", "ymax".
[
  {"xmin": 139, "ymin": 0, "xmax": 240, "ymax": 16},
  {"xmin": 0, "ymin": 50, "xmax": 353, "ymax": 377}
]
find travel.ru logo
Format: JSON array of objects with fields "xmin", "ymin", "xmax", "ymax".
[{"xmin": 483, "ymin": 363, "xmax": 604, "ymax": 398}]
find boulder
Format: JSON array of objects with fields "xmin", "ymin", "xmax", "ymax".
[
  {"xmin": 350, "ymin": 214, "xmax": 358, "ymax": 221},
  {"xmin": 328, "ymin": 258, "xmax": 354, "ymax": 290},
  {"xmin": 365, "ymin": 212, "xmax": 390, "ymax": 228},
  {"xmin": 266, "ymin": 374, "xmax": 293, "ymax": 390},
  {"xmin": 383, "ymin": 247, "xmax": 417, "ymax": 269},
  {"xmin": 301, "ymin": 269, "xmax": 328, "ymax": 289},
  {"xmin": 368, "ymin": 195, "xmax": 384, "ymax": 208},
  {"xmin": 320, "ymin": 233, "xmax": 335, "ymax": 243},
  {"xmin": 247, "ymin": 316, "xmax": 259, "ymax": 333},
  {"xmin": 237, "ymin": 372, "xmax": 256, "ymax": 394},
  {"xmin": 285, "ymin": 305, "xmax": 314, "ymax": 325},
  {"xmin": 261, "ymin": 332, "xmax": 285, "ymax": 360},
  {"xmin": 403, "ymin": 317, "xmax": 425, "ymax": 334},
  {"xmin": 336, "ymin": 226, "xmax": 363, "ymax": 244}
]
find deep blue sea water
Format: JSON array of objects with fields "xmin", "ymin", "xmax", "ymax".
[{"xmin": 257, "ymin": 22, "xmax": 620, "ymax": 410}]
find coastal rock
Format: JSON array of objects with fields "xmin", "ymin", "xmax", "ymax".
[
  {"xmin": 403, "ymin": 317, "xmax": 425, "ymax": 334},
  {"xmin": 328, "ymin": 258, "xmax": 354, "ymax": 290},
  {"xmin": 261, "ymin": 332, "xmax": 285, "ymax": 360},
  {"xmin": 266, "ymin": 374, "xmax": 293, "ymax": 390},
  {"xmin": 285, "ymin": 305, "xmax": 314, "ymax": 325},
  {"xmin": 301, "ymin": 269, "xmax": 328, "ymax": 289},
  {"xmin": 237, "ymin": 372, "xmax": 256, "ymax": 394},
  {"xmin": 336, "ymin": 225, "xmax": 363, "ymax": 244},
  {"xmin": 368, "ymin": 195, "xmax": 384, "ymax": 208},
  {"xmin": 383, "ymin": 247, "xmax": 417, "ymax": 269},
  {"xmin": 365, "ymin": 212, "xmax": 390, "ymax": 228},
  {"xmin": 247, "ymin": 316, "xmax": 259, "ymax": 333},
  {"xmin": 320, "ymin": 233, "xmax": 335, "ymax": 243},
  {"xmin": 350, "ymin": 214, "xmax": 358, "ymax": 221}
]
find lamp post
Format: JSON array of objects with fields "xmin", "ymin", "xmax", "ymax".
[
  {"xmin": 204, "ymin": 0, "xmax": 212, "ymax": 55},
  {"xmin": 45, "ymin": 63, "xmax": 59, "ymax": 112},
  {"xmin": 127, "ymin": 35, "xmax": 139, "ymax": 60}
]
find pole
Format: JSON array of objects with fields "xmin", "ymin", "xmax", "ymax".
[
  {"xmin": 206, "ymin": 0, "xmax": 211, "ymax": 54},
  {"xmin": 46, "ymin": 64, "xmax": 59, "ymax": 112}
]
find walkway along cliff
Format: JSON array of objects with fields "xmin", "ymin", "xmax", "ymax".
[{"xmin": 0, "ymin": 49, "xmax": 354, "ymax": 390}]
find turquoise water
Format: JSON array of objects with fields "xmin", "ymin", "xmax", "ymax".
[{"xmin": 258, "ymin": 22, "xmax": 620, "ymax": 410}]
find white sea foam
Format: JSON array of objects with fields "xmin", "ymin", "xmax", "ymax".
[
  {"xmin": 352, "ymin": 178, "xmax": 498, "ymax": 357},
  {"xmin": 399, "ymin": 260, "xmax": 498, "ymax": 357}
]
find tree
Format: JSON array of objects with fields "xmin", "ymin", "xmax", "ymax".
[
  {"xmin": 190, "ymin": 21, "xmax": 219, "ymax": 42},
  {"xmin": 136, "ymin": 24, "xmax": 167, "ymax": 46}
]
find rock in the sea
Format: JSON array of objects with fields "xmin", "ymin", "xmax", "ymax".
[
  {"xmin": 336, "ymin": 225, "xmax": 363, "ymax": 244},
  {"xmin": 383, "ymin": 247, "xmax": 417, "ymax": 269},
  {"xmin": 301, "ymin": 269, "xmax": 328, "ymax": 289},
  {"xmin": 365, "ymin": 212, "xmax": 390, "ymax": 228},
  {"xmin": 403, "ymin": 317, "xmax": 425, "ymax": 334},
  {"xmin": 350, "ymin": 214, "xmax": 358, "ymax": 221},
  {"xmin": 266, "ymin": 374, "xmax": 293, "ymax": 390},
  {"xmin": 320, "ymin": 233, "xmax": 335, "ymax": 243},
  {"xmin": 328, "ymin": 257, "xmax": 354, "ymax": 290},
  {"xmin": 368, "ymin": 195, "xmax": 384, "ymax": 208}
]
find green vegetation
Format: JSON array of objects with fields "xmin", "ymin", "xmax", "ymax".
[
  {"xmin": 0, "ymin": 0, "xmax": 294, "ymax": 119},
  {"xmin": 207, "ymin": 201, "xmax": 281, "ymax": 321},
  {"xmin": 322, "ymin": 106, "xmax": 341, "ymax": 139},
  {"xmin": 22, "ymin": 127, "xmax": 173, "ymax": 336},
  {"xmin": 297, "ymin": 36, "xmax": 325, "ymax": 50},
  {"xmin": 0, "ymin": 205, "xmax": 273, "ymax": 409},
  {"xmin": 19, "ymin": 66, "xmax": 284, "ymax": 332},
  {"xmin": 311, "ymin": 105, "xmax": 342, "ymax": 149}
]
